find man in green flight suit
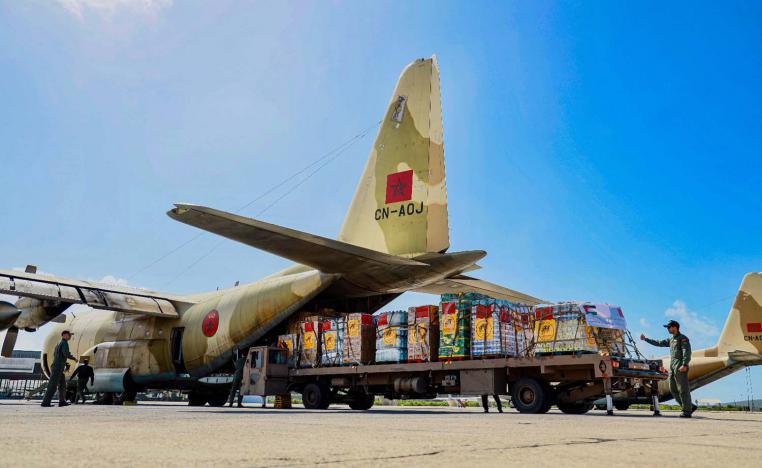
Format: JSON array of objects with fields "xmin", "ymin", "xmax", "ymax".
[
  {"xmin": 641, "ymin": 320, "xmax": 698, "ymax": 418},
  {"xmin": 41, "ymin": 330, "xmax": 78, "ymax": 407},
  {"xmin": 227, "ymin": 349, "xmax": 247, "ymax": 408}
]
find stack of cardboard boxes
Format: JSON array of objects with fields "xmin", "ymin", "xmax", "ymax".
[
  {"xmin": 438, "ymin": 300, "xmax": 472, "ymax": 360},
  {"xmin": 531, "ymin": 303, "xmax": 628, "ymax": 356},
  {"xmin": 341, "ymin": 313, "xmax": 375, "ymax": 365},
  {"xmin": 407, "ymin": 305, "xmax": 439, "ymax": 362},
  {"xmin": 298, "ymin": 317, "xmax": 323, "ymax": 368},
  {"xmin": 320, "ymin": 317, "xmax": 343, "ymax": 366},
  {"xmin": 375, "ymin": 310, "xmax": 408, "ymax": 363}
]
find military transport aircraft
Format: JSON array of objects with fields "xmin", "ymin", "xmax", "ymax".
[
  {"xmin": 0, "ymin": 57, "xmax": 759, "ymax": 407},
  {"xmin": 0, "ymin": 56, "xmax": 545, "ymax": 404}
]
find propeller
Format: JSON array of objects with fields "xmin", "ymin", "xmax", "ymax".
[
  {"xmin": 0, "ymin": 301, "xmax": 22, "ymax": 358},
  {"xmin": 1, "ymin": 326, "xmax": 18, "ymax": 358},
  {"xmin": 0, "ymin": 266, "xmax": 67, "ymax": 358}
]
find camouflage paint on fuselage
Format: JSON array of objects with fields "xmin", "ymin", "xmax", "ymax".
[{"xmin": 42, "ymin": 270, "xmax": 334, "ymax": 381}]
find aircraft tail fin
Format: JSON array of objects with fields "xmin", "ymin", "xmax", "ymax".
[
  {"xmin": 716, "ymin": 272, "xmax": 762, "ymax": 355},
  {"xmin": 338, "ymin": 56, "xmax": 449, "ymax": 258}
]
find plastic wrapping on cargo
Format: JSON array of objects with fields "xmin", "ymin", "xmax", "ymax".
[
  {"xmin": 375, "ymin": 310, "xmax": 408, "ymax": 363},
  {"xmin": 341, "ymin": 313, "xmax": 375, "ymax": 365},
  {"xmin": 438, "ymin": 301, "xmax": 471, "ymax": 360},
  {"xmin": 594, "ymin": 327, "xmax": 627, "ymax": 355},
  {"xmin": 320, "ymin": 318, "xmax": 343, "ymax": 366},
  {"xmin": 531, "ymin": 303, "xmax": 628, "ymax": 356},
  {"xmin": 470, "ymin": 303, "xmax": 532, "ymax": 357},
  {"xmin": 508, "ymin": 305, "xmax": 534, "ymax": 357},
  {"xmin": 471, "ymin": 304, "xmax": 502, "ymax": 357},
  {"xmin": 407, "ymin": 305, "xmax": 439, "ymax": 362},
  {"xmin": 298, "ymin": 317, "xmax": 322, "ymax": 368},
  {"xmin": 277, "ymin": 334, "xmax": 298, "ymax": 368}
]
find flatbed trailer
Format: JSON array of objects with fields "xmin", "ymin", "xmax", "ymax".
[{"xmin": 241, "ymin": 346, "xmax": 668, "ymax": 414}]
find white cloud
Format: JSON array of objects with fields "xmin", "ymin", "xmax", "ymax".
[
  {"xmin": 56, "ymin": 0, "xmax": 173, "ymax": 20},
  {"xmin": 94, "ymin": 275, "xmax": 130, "ymax": 287},
  {"xmin": 639, "ymin": 317, "xmax": 650, "ymax": 328},
  {"xmin": 664, "ymin": 300, "xmax": 719, "ymax": 342}
]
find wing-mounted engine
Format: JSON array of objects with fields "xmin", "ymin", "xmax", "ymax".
[
  {"xmin": 1, "ymin": 266, "xmax": 70, "ymax": 357},
  {"xmin": 0, "ymin": 264, "xmax": 193, "ymax": 357},
  {"xmin": 1, "ymin": 297, "xmax": 68, "ymax": 357}
]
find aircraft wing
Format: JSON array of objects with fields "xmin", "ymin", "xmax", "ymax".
[
  {"xmin": 412, "ymin": 275, "xmax": 546, "ymax": 305},
  {"xmin": 0, "ymin": 269, "xmax": 191, "ymax": 317},
  {"xmin": 167, "ymin": 204, "xmax": 428, "ymax": 273}
]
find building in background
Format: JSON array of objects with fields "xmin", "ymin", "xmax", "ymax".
[{"xmin": 0, "ymin": 350, "xmax": 46, "ymax": 399}]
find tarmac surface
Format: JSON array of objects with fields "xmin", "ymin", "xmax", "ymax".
[{"xmin": 1, "ymin": 401, "xmax": 761, "ymax": 467}]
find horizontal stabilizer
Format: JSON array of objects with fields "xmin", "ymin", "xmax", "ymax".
[
  {"xmin": 167, "ymin": 204, "xmax": 428, "ymax": 273},
  {"xmin": 0, "ymin": 269, "xmax": 189, "ymax": 317},
  {"xmin": 728, "ymin": 350, "xmax": 762, "ymax": 364},
  {"xmin": 413, "ymin": 275, "xmax": 545, "ymax": 305}
]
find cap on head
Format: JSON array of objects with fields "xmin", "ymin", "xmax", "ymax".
[
  {"xmin": 663, "ymin": 320, "xmax": 680, "ymax": 329},
  {"xmin": 61, "ymin": 330, "xmax": 72, "ymax": 337}
]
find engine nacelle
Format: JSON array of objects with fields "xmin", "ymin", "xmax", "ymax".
[
  {"xmin": 0, "ymin": 301, "xmax": 21, "ymax": 330},
  {"xmin": 12, "ymin": 297, "xmax": 68, "ymax": 331}
]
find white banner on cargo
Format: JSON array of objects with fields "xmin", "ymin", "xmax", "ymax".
[{"xmin": 584, "ymin": 304, "xmax": 627, "ymax": 329}]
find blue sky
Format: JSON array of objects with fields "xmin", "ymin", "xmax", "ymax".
[{"xmin": 1, "ymin": 1, "xmax": 760, "ymax": 402}]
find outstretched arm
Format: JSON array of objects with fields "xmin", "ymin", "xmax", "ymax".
[{"xmin": 640, "ymin": 334, "xmax": 670, "ymax": 347}]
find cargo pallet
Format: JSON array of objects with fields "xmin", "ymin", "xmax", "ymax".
[
  {"xmin": 533, "ymin": 351, "xmax": 597, "ymax": 357},
  {"xmin": 241, "ymin": 346, "xmax": 668, "ymax": 415}
]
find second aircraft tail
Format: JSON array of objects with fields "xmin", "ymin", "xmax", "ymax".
[{"xmin": 716, "ymin": 272, "xmax": 762, "ymax": 356}]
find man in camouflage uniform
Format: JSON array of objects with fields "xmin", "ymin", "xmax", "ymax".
[
  {"xmin": 641, "ymin": 320, "xmax": 697, "ymax": 418},
  {"xmin": 69, "ymin": 357, "xmax": 95, "ymax": 404},
  {"xmin": 41, "ymin": 330, "xmax": 77, "ymax": 407},
  {"xmin": 227, "ymin": 349, "xmax": 247, "ymax": 407}
]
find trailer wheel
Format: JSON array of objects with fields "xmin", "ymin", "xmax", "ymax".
[
  {"xmin": 302, "ymin": 382, "xmax": 330, "ymax": 410},
  {"xmin": 207, "ymin": 393, "xmax": 228, "ymax": 407},
  {"xmin": 511, "ymin": 378, "xmax": 549, "ymax": 414},
  {"xmin": 348, "ymin": 392, "xmax": 375, "ymax": 411},
  {"xmin": 557, "ymin": 401, "xmax": 593, "ymax": 414},
  {"xmin": 187, "ymin": 391, "xmax": 208, "ymax": 406}
]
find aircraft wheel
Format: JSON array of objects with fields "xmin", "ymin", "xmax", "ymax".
[
  {"xmin": 614, "ymin": 402, "xmax": 631, "ymax": 411},
  {"xmin": 93, "ymin": 392, "xmax": 114, "ymax": 405},
  {"xmin": 511, "ymin": 378, "xmax": 550, "ymax": 414},
  {"xmin": 114, "ymin": 389, "xmax": 137, "ymax": 405},
  {"xmin": 302, "ymin": 382, "xmax": 330, "ymax": 410},
  {"xmin": 557, "ymin": 401, "xmax": 594, "ymax": 414}
]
